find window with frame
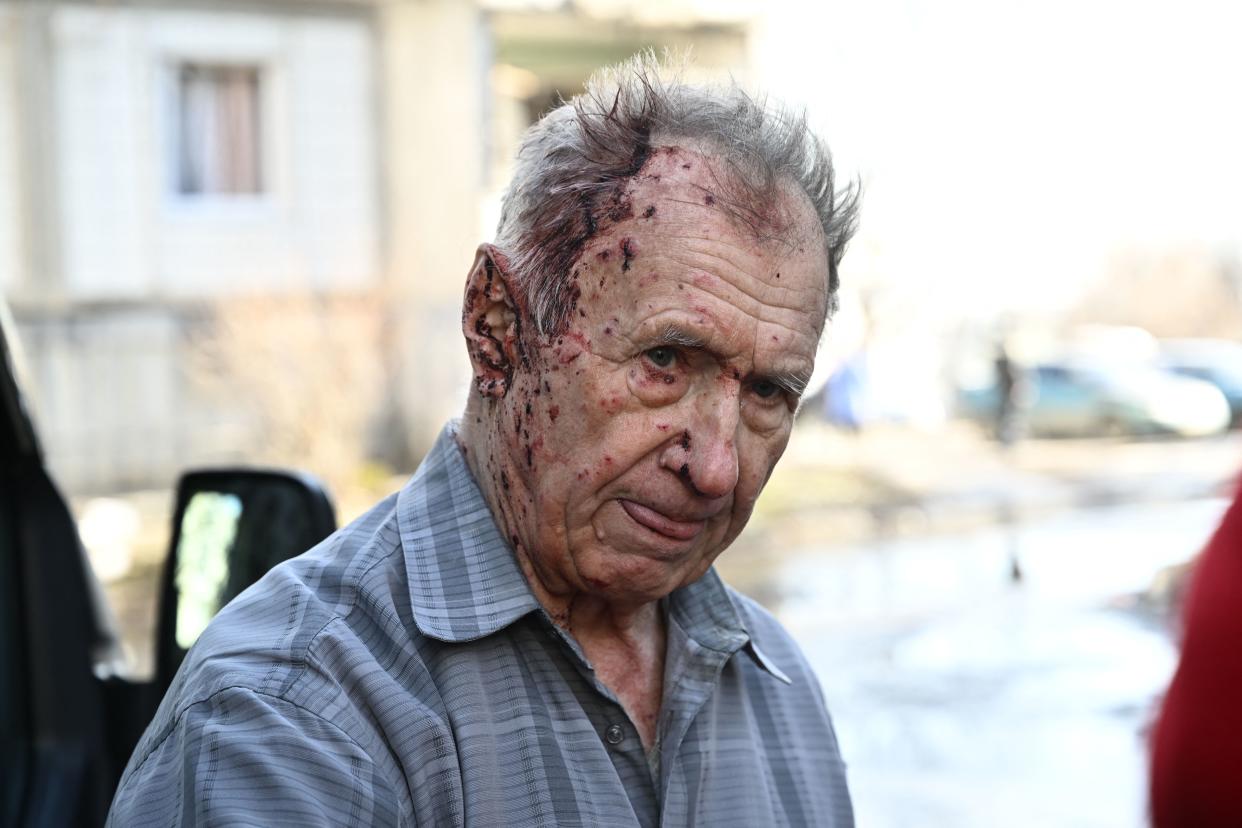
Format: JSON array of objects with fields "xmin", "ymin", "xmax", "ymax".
[{"xmin": 172, "ymin": 64, "xmax": 263, "ymax": 196}]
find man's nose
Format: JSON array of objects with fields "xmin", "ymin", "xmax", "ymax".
[{"xmin": 664, "ymin": 385, "xmax": 740, "ymax": 499}]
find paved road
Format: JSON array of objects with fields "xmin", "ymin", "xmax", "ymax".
[{"xmin": 764, "ymin": 497, "xmax": 1230, "ymax": 828}]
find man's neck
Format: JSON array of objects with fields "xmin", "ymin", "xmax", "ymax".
[
  {"xmin": 457, "ymin": 406, "xmax": 667, "ymax": 749},
  {"xmin": 573, "ymin": 596, "xmax": 666, "ymax": 752}
]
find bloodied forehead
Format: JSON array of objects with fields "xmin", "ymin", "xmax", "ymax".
[
  {"xmin": 575, "ymin": 144, "xmax": 831, "ymax": 343},
  {"xmin": 630, "ymin": 143, "xmax": 825, "ymax": 256}
]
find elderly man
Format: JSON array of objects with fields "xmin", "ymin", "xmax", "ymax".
[{"xmin": 110, "ymin": 60, "xmax": 858, "ymax": 827}]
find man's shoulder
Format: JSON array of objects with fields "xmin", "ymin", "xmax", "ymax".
[{"xmin": 142, "ymin": 490, "xmax": 412, "ymax": 751}]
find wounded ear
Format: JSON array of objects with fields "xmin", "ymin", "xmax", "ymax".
[{"xmin": 462, "ymin": 244, "xmax": 523, "ymax": 399}]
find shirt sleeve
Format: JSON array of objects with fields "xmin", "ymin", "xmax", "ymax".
[{"xmin": 107, "ymin": 685, "xmax": 401, "ymax": 827}]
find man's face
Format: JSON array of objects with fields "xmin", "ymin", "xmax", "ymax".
[{"xmin": 500, "ymin": 146, "xmax": 830, "ymax": 607}]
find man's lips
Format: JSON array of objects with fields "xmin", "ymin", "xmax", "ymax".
[{"xmin": 619, "ymin": 499, "xmax": 708, "ymax": 541}]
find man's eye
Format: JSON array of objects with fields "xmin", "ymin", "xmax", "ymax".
[
  {"xmin": 751, "ymin": 379, "xmax": 781, "ymax": 399},
  {"xmin": 645, "ymin": 347, "xmax": 676, "ymax": 368}
]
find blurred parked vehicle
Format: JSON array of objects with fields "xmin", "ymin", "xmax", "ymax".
[
  {"xmin": 1157, "ymin": 339, "xmax": 1242, "ymax": 428},
  {"xmin": 1, "ymin": 301, "xmax": 338, "ymax": 828},
  {"xmin": 958, "ymin": 358, "xmax": 1231, "ymax": 438}
]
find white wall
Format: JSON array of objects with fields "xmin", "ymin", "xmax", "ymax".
[
  {"xmin": 53, "ymin": 7, "xmax": 151, "ymax": 297},
  {"xmin": 19, "ymin": 310, "xmax": 183, "ymax": 492},
  {"xmin": 50, "ymin": 5, "xmax": 379, "ymax": 300}
]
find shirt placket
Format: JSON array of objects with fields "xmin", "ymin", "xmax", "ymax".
[
  {"xmin": 655, "ymin": 617, "xmax": 747, "ymax": 826},
  {"xmin": 536, "ymin": 613, "xmax": 661, "ymax": 827}
]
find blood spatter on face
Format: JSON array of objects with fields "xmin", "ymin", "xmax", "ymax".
[
  {"xmin": 548, "ymin": 405, "xmax": 559, "ymax": 422},
  {"xmin": 620, "ymin": 237, "xmax": 636, "ymax": 272},
  {"xmin": 598, "ymin": 394, "xmax": 623, "ymax": 412},
  {"xmin": 642, "ymin": 205, "xmax": 656, "ymax": 219},
  {"xmin": 679, "ymin": 430, "xmax": 691, "ymax": 451},
  {"xmin": 500, "ymin": 471, "xmax": 510, "ymax": 490},
  {"xmin": 678, "ymin": 463, "xmax": 691, "ymax": 482},
  {"xmin": 704, "ymin": 194, "xmax": 715, "ymax": 206},
  {"xmin": 775, "ymin": 272, "xmax": 781, "ymax": 279},
  {"xmin": 603, "ymin": 183, "xmax": 635, "ymax": 224},
  {"xmin": 555, "ymin": 329, "xmax": 590, "ymax": 365},
  {"xmin": 525, "ymin": 445, "xmax": 533, "ymax": 467},
  {"xmin": 598, "ymin": 249, "xmax": 611, "ymax": 262},
  {"xmin": 656, "ymin": 423, "xmax": 670, "ymax": 432},
  {"xmin": 519, "ymin": 131, "xmax": 651, "ymax": 339},
  {"xmin": 692, "ymin": 271, "xmax": 717, "ymax": 289},
  {"xmin": 638, "ymin": 359, "xmax": 675, "ymax": 386}
]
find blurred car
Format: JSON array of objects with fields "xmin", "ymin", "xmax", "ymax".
[
  {"xmin": 1157, "ymin": 339, "xmax": 1242, "ymax": 428},
  {"xmin": 958, "ymin": 359, "xmax": 1231, "ymax": 438},
  {"xmin": 1, "ymin": 301, "xmax": 337, "ymax": 828}
]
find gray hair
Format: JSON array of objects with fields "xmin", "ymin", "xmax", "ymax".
[{"xmin": 495, "ymin": 53, "xmax": 861, "ymax": 338}]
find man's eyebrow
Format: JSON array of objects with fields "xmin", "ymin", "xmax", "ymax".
[
  {"xmin": 770, "ymin": 368, "xmax": 811, "ymax": 398},
  {"xmin": 655, "ymin": 325, "xmax": 709, "ymax": 349},
  {"xmin": 654, "ymin": 324, "xmax": 812, "ymax": 397}
]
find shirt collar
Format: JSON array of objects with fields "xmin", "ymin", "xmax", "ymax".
[
  {"xmin": 396, "ymin": 424, "xmax": 542, "ymax": 643},
  {"xmin": 396, "ymin": 422, "xmax": 794, "ymax": 683},
  {"xmin": 670, "ymin": 567, "xmax": 793, "ymax": 685}
]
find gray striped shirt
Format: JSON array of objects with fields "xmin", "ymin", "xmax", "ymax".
[{"xmin": 109, "ymin": 425, "xmax": 853, "ymax": 826}]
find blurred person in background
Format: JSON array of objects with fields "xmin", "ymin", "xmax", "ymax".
[
  {"xmin": 1150, "ymin": 477, "xmax": 1242, "ymax": 828},
  {"xmin": 108, "ymin": 56, "xmax": 859, "ymax": 826},
  {"xmin": 994, "ymin": 339, "xmax": 1028, "ymax": 446}
]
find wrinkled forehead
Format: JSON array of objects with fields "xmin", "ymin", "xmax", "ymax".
[
  {"xmin": 631, "ymin": 142, "xmax": 828, "ymax": 259},
  {"xmin": 607, "ymin": 145, "xmax": 830, "ymax": 333}
]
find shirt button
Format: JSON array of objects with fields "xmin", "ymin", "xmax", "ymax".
[{"xmin": 604, "ymin": 724, "xmax": 625, "ymax": 745}]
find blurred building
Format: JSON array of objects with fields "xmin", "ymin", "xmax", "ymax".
[{"xmin": 0, "ymin": 0, "xmax": 753, "ymax": 493}]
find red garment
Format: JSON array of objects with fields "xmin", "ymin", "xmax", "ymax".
[{"xmin": 1151, "ymin": 483, "xmax": 1242, "ymax": 828}]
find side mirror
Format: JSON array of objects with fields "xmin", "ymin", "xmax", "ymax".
[{"xmin": 153, "ymin": 469, "xmax": 336, "ymax": 696}]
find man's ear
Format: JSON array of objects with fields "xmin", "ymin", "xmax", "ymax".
[{"xmin": 462, "ymin": 244, "xmax": 523, "ymax": 400}]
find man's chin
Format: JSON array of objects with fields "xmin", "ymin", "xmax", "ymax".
[{"xmin": 569, "ymin": 539, "xmax": 721, "ymax": 605}]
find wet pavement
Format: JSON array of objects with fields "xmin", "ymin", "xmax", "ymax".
[{"xmin": 758, "ymin": 497, "xmax": 1230, "ymax": 828}]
